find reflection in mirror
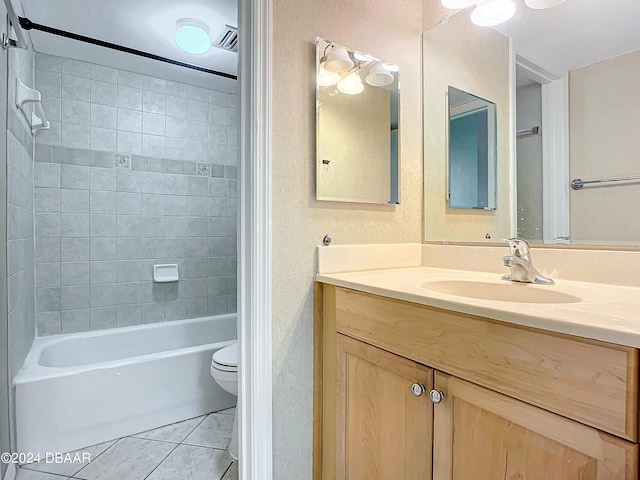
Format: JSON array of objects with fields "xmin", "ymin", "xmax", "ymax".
[
  {"xmin": 423, "ymin": 10, "xmax": 512, "ymax": 243},
  {"xmin": 315, "ymin": 38, "xmax": 400, "ymax": 204},
  {"xmin": 423, "ymin": 0, "xmax": 640, "ymax": 247},
  {"xmin": 448, "ymin": 86, "xmax": 496, "ymax": 210}
]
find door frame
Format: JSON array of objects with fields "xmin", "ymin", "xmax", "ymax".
[
  {"xmin": 515, "ymin": 54, "xmax": 570, "ymax": 244},
  {"xmin": 238, "ymin": 0, "xmax": 274, "ymax": 479}
]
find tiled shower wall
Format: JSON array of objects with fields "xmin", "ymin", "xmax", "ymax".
[
  {"xmin": 7, "ymin": 44, "xmax": 36, "ymax": 379},
  {"xmin": 33, "ymin": 54, "xmax": 237, "ymax": 336}
]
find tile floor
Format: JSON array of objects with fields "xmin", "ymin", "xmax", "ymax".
[{"xmin": 16, "ymin": 408, "xmax": 237, "ymax": 480}]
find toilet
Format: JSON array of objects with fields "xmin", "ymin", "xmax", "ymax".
[{"xmin": 210, "ymin": 342, "xmax": 238, "ymax": 459}]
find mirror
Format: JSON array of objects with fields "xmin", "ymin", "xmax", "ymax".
[
  {"xmin": 423, "ymin": 1, "xmax": 640, "ymax": 246},
  {"xmin": 423, "ymin": 12, "xmax": 512, "ymax": 243},
  {"xmin": 315, "ymin": 38, "xmax": 400, "ymax": 204},
  {"xmin": 447, "ymin": 86, "xmax": 497, "ymax": 210}
]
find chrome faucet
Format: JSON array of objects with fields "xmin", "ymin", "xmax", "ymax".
[{"xmin": 502, "ymin": 238, "xmax": 554, "ymax": 285}]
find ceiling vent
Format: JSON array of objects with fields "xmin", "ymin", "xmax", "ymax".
[{"xmin": 214, "ymin": 26, "xmax": 238, "ymax": 52}]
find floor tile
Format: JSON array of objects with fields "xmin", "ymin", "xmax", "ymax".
[
  {"xmin": 22, "ymin": 440, "xmax": 116, "ymax": 477},
  {"xmin": 222, "ymin": 461, "xmax": 238, "ymax": 480},
  {"xmin": 130, "ymin": 416, "xmax": 205, "ymax": 443},
  {"xmin": 73, "ymin": 437, "xmax": 175, "ymax": 480},
  {"xmin": 16, "ymin": 469, "xmax": 69, "ymax": 480},
  {"xmin": 146, "ymin": 445, "xmax": 232, "ymax": 480},
  {"xmin": 183, "ymin": 413, "xmax": 233, "ymax": 450},
  {"xmin": 218, "ymin": 407, "xmax": 236, "ymax": 415}
]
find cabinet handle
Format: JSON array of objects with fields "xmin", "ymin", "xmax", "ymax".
[
  {"xmin": 429, "ymin": 389, "xmax": 445, "ymax": 404},
  {"xmin": 410, "ymin": 383, "xmax": 426, "ymax": 397}
]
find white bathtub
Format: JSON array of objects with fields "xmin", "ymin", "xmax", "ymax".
[{"xmin": 14, "ymin": 315, "xmax": 237, "ymax": 456}]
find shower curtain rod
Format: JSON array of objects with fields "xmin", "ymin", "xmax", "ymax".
[{"xmin": 18, "ymin": 17, "xmax": 238, "ymax": 80}]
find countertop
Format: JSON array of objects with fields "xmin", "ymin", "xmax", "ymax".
[{"xmin": 316, "ymin": 266, "xmax": 640, "ymax": 348}]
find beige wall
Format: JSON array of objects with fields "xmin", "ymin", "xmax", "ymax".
[
  {"xmin": 423, "ymin": 10, "xmax": 512, "ymax": 243},
  {"xmin": 569, "ymin": 49, "xmax": 640, "ymax": 245},
  {"xmin": 271, "ymin": 0, "xmax": 424, "ymax": 476},
  {"xmin": 317, "ymin": 85, "xmax": 391, "ymax": 203}
]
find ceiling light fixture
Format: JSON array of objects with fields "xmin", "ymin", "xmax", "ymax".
[
  {"xmin": 441, "ymin": 0, "xmax": 476, "ymax": 8},
  {"xmin": 175, "ymin": 18, "xmax": 211, "ymax": 55},
  {"xmin": 366, "ymin": 63, "xmax": 395, "ymax": 87},
  {"xmin": 524, "ymin": 0, "xmax": 567, "ymax": 8},
  {"xmin": 337, "ymin": 71, "xmax": 365, "ymax": 95},
  {"xmin": 470, "ymin": 0, "xmax": 516, "ymax": 26}
]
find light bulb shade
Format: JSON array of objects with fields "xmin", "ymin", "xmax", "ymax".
[
  {"xmin": 366, "ymin": 63, "xmax": 395, "ymax": 87},
  {"xmin": 324, "ymin": 46, "xmax": 355, "ymax": 73},
  {"xmin": 175, "ymin": 19, "xmax": 211, "ymax": 54},
  {"xmin": 441, "ymin": 0, "xmax": 477, "ymax": 8},
  {"xmin": 471, "ymin": 0, "xmax": 515, "ymax": 26},
  {"xmin": 337, "ymin": 72, "xmax": 364, "ymax": 95},
  {"xmin": 318, "ymin": 65, "xmax": 341, "ymax": 87},
  {"xmin": 524, "ymin": 0, "xmax": 566, "ymax": 8}
]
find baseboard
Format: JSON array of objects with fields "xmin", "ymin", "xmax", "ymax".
[{"xmin": 3, "ymin": 462, "xmax": 16, "ymax": 480}]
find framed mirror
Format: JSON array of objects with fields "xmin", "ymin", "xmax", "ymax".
[
  {"xmin": 447, "ymin": 86, "xmax": 497, "ymax": 210},
  {"xmin": 315, "ymin": 38, "xmax": 400, "ymax": 204}
]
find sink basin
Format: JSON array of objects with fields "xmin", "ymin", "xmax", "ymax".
[{"xmin": 420, "ymin": 280, "xmax": 581, "ymax": 304}]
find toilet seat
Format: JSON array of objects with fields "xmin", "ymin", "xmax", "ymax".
[{"xmin": 211, "ymin": 343, "xmax": 237, "ymax": 372}]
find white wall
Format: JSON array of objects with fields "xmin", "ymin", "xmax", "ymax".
[
  {"xmin": 271, "ymin": 0, "xmax": 425, "ymax": 476},
  {"xmin": 569, "ymin": 49, "xmax": 640, "ymax": 245}
]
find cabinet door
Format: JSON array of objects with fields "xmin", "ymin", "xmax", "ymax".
[
  {"xmin": 335, "ymin": 334, "xmax": 433, "ymax": 480},
  {"xmin": 433, "ymin": 372, "xmax": 638, "ymax": 480}
]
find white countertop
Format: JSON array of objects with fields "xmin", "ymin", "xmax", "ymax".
[{"xmin": 316, "ymin": 266, "xmax": 640, "ymax": 348}]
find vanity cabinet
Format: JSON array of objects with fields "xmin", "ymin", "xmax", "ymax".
[
  {"xmin": 335, "ymin": 334, "xmax": 433, "ymax": 479},
  {"xmin": 315, "ymin": 284, "xmax": 639, "ymax": 480}
]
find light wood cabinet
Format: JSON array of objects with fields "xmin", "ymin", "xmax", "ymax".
[
  {"xmin": 335, "ymin": 334, "xmax": 433, "ymax": 480},
  {"xmin": 433, "ymin": 373, "xmax": 637, "ymax": 479},
  {"xmin": 315, "ymin": 284, "xmax": 639, "ymax": 480}
]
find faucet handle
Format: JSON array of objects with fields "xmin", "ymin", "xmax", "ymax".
[{"xmin": 503, "ymin": 238, "xmax": 531, "ymax": 258}]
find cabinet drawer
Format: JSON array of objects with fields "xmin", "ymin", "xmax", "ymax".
[{"xmin": 333, "ymin": 287, "xmax": 639, "ymax": 441}]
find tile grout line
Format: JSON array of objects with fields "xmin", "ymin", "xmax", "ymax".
[
  {"xmin": 220, "ymin": 461, "xmax": 234, "ymax": 480},
  {"xmin": 141, "ymin": 441, "xmax": 182, "ymax": 480},
  {"xmin": 70, "ymin": 437, "xmax": 121, "ymax": 479}
]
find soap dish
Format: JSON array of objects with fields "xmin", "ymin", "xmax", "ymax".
[{"xmin": 153, "ymin": 264, "xmax": 179, "ymax": 283}]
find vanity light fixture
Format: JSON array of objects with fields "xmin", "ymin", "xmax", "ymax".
[
  {"xmin": 175, "ymin": 18, "xmax": 211, "ymax": 54},
  {"xmin": 524, "ymin": 0, "xmax": 567, "ymax": 8},
  {"xmin": 317, "ymin": 65, "xmax": 341, "ymax": 87},
  {"xmin": 337, "ymin": 71, "xmax": 365, "ymax": 95},
  {"xmin": 322, "ymin": 45, "xmax": 354, "ymax": 73},
  {"xmin": 366, "ymin": 62, "xmax": 395, "ymax": 87},
  {"xmin": 470, "ymin": 0, "xmax": 516, "ymax": 26}
]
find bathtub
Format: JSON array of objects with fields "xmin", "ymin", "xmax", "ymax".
[{"xmin": 14, "ymin": 315, "xmax": 237, "ymax": 456}]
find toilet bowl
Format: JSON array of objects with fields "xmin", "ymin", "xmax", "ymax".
[{"xmin": 210, "ymin": 342, "xmax": 238, "ymax": 459}]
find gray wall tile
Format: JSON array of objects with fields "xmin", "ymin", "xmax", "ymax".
[
  {"xmin": 61, "ymin": 164, "xmax": 89, "ymax": 189},
  {"xmin": 33, "ymin": 56, "xmax": 238, "ymax": 335},
  {"xmin": 61, "ymin": 238, "xmax": 90, "ymax": 262},
  {"xmin": 61, "ymin": 262, "xmax": 90, "ymax": 286},
  {"xmin": 61, "ymin": 309, "xmax": 91, "ymax": 333},
  {"xmin": 91, "ymin": 104, "xmax": 117, "ymax": 129},
  {"xmin": 60, "ymin": 189, "xmax": 89, "ymax": 213},
  {"xmin": 90, "ymin": 261, "xmax": 117, "ymax": 284},
  {"xmin": 91, "ymin": 80, "xmax": 118, "ymax": 107},
  {"xmin": 60, "ymin": 213, "xmax": 89, "ymax": 237},
  {"xmin": 62, "ymin": 74, "xmax": 91, "ymax": 102}
]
